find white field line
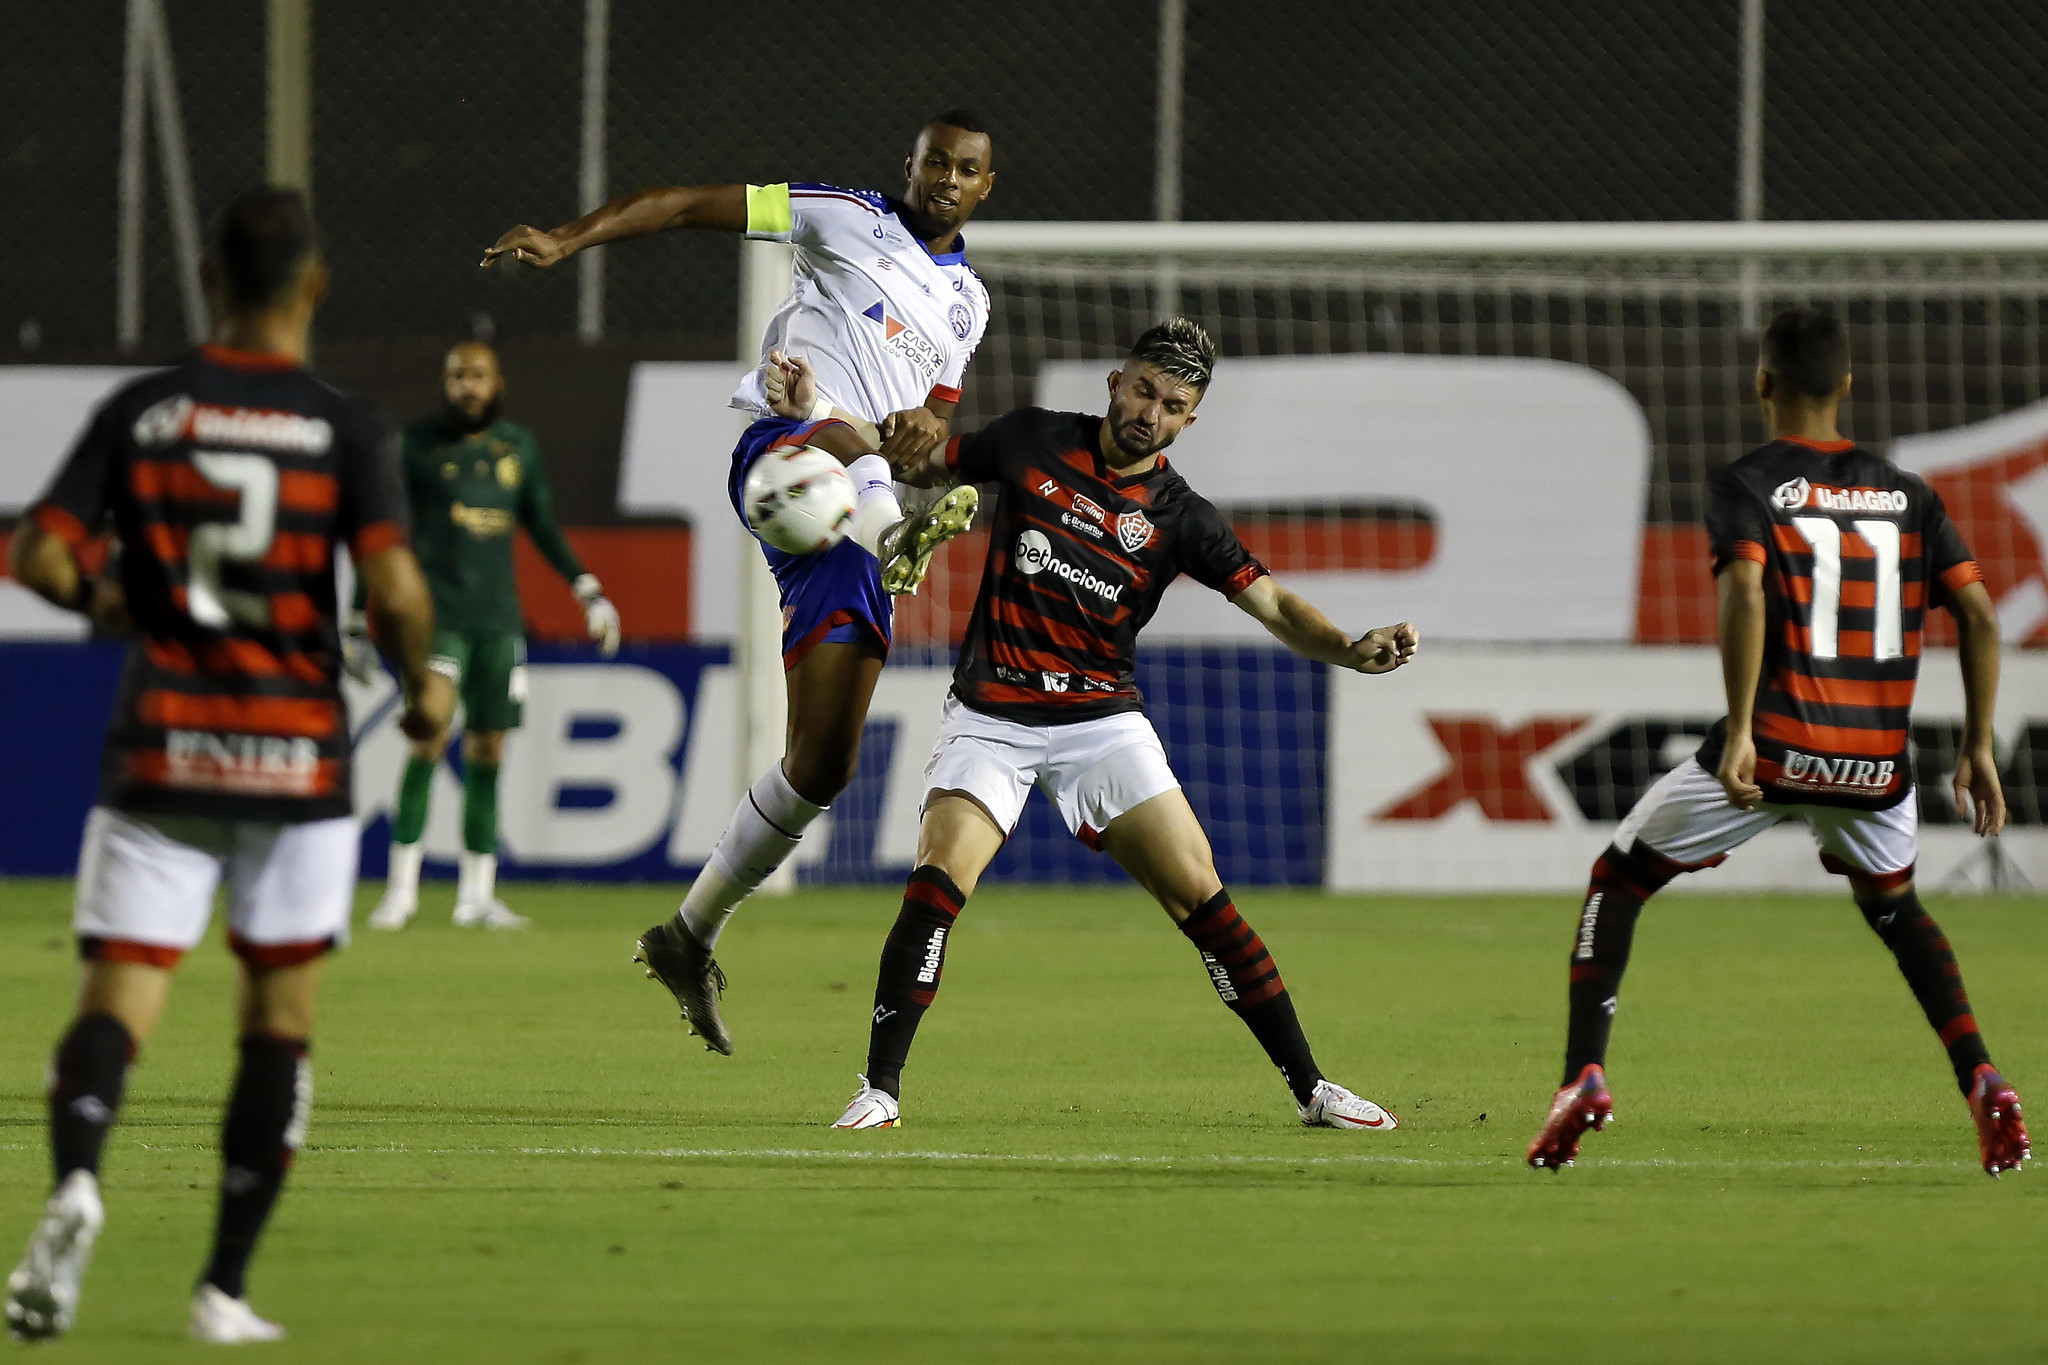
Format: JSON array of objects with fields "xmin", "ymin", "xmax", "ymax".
[{"xmin": 18, "ymin": 1142, "xmax": 1976, "ymax": 1172}]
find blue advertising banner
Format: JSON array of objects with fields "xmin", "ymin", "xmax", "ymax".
[{"xmin": 0, "ymin": 642, "xmax": 1325, "ymax": 886}]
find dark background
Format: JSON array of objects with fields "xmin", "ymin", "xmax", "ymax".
[{"xmin": 7, "ymin": 0, "xmax": 2048, "ymax": 526}]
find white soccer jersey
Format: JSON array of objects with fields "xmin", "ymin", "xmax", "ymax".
[{"xmin": 732, "ymin": 182, "xmax": 990, "ymax": 424}]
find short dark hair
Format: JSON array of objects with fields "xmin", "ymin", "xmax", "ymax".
[
  {"xmin": 210, "ymin": 186, "xmax": 317, "ymax": 310},
  {"xmin": 926, "ymin": 108, "xmax": 987, "ymax": 136},
  {"xmin": 1761, "ymin": 308, "xmax": 1849, "ymax": 401},
  {"xmin": 1126, "ymin": 316, "xmax": 1216, "ymax": 390}
]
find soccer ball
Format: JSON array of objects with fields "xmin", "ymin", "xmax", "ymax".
[{"xmin": 743, "ymin": 446, "xmax": 857, "ymax": 555}]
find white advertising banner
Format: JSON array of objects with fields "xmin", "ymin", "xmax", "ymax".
[
  {"xmin": 1327, "ymin": 645, "xmax": 2048, "ymax": 893},
  {"xmin": 1035, "ymin": 354, "xmax": 1650, "ymax": 641}
]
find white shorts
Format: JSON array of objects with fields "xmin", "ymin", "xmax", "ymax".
[
  {"xmin": 1616, "ymin": 758, "xmax": 1918, "ymax": 882},
  {"xmin": 923, "ymin": 696, "xmax": 1182, "ymax": 848},
  {"xmin": 73, "ymin": 806, "xmax": 359, "ymax": 968}
]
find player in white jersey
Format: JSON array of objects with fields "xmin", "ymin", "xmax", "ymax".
[{"xmin": 482, "ymin": 111, "xmax": 994, "ymax": 1053}]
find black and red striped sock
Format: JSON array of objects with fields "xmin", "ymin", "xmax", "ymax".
[
  {"xmin": 1857, "ymin": 887, "xmax": 1993, "ymax": 1093},
  {"xmin": 864, "ymin": 866, "xmax": 966, "ymax": 1100},
  {"xmin": 1561, "ymin": 844, "xmax": 1680, "ymax": 1085},
  {"xmin": 1178, "ymin": 891, "xmax": 1322, "ymax": 1105},
  {"xmin": 48, "ymin": 1013, "xmax": 135, "ymax": 1186},
  {"xmin": 202, "ymin": 1035, "xmax": 310, "ymax": 1300}
]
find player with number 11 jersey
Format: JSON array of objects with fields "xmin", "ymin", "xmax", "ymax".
[
  {"xmin": 1691, "ymin": 432, "xmax": 1981, "ymax": 808},
  {"xmin": 1528, "ymin": 309, "xmax": 2026, "ymax": 1179}
]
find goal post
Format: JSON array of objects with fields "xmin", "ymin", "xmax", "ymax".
[{"xmin": 731, "ymin": 221, "xmax": 2048, "ymax": 886}]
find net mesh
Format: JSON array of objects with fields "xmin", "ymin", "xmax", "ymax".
[{"xmin": 800, "ymin": 246, "xmax": 2048, "ymax": 883}]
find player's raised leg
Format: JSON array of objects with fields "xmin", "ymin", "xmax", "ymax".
[
  {"xmin": 1099, "ymin": 789, "xmax": 1396, "ymax": 1131},
  {"xmin": 639, "ymin": 628, "xmax": 886, "ymax": 1054}
]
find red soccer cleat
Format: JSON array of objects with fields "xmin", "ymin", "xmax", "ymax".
[
  {"xmin": 1967, "ymin": 1064, "xmax": 2030, "ymax": 1177},
  {"xmin": 1527, "ymin": 1064, "xmax": 1613, "ymax": 1171}
]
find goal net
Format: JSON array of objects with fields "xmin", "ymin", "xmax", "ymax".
[{"xmin": 787, "ymin": 224, "xmax": 2048, "ymax": 886}]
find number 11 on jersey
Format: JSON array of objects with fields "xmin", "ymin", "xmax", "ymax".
[{"xmin": 1789, "ymin": 516, "xmax": 1902, "ymax": 661}]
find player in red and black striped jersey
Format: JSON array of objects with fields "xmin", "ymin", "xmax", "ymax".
[
  {"xmin": 1693, "ymin": 429, "xmax": 1983, "ymax": 809},
  {"xmin": 1528, "ymin": 310, "xmax": 2027, "ymax": 1178},
  {"xmin": 771, "ymin": 321, "xmax": 1422, "ymax": 1133},
  {"xmin": 5, "ymin": 189, "xmax": 450, "ymax": 1344},
  {"xmin": 32, "ymin": 337, "xmax": 412, "ymax": 823},
  {"xmin": 939, "ymin": 402, "xmax": 1268, "ymax": 724}
]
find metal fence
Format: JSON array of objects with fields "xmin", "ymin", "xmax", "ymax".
[{"xmin": 10, "ymin": 0, "xmax": 2048, "ymax": 360}]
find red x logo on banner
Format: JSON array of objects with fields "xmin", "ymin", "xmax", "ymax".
[{"xmin": 1375, "ymin": 715, "xmax": 1593, "ymax": 822}]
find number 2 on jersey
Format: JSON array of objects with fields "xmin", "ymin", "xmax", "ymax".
[
  {"xmin": 187, "ymin": 451, "xmax": 279, "ymax": 630},
  {"xmin": 1788, "ymin": 516, "xmax": 1902, "ymax": 661}
]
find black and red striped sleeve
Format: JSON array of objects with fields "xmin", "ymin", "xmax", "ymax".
[
  {"xmin": 28, "ymin": 397, "xmax": 122, "ymax": 547},
  {"xmin": 943, "ymin": 407, "xmax": 1032, "ymax": 484},
  {"xmin": 335, "ymin": 405, "xmax": 408, "ymax": 559},
  {"xmin": 1177, "ymin": 494, "xmax": 1268, "ymax": 599},
  {"xmin": 1923, "ymin": 486, "xmax": 1984, "ymax": 601},
  {"xmin": 1704, "ymin": 465, "xmax": 1769, "ymax": 574}
]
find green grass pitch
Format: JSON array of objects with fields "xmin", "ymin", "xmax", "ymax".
[{"xmin": 3, "ymin": 877, "xmax": 2045, "ymax": 1363}]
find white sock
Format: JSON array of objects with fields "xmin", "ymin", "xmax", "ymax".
[
  {"xmin": 457, "ymin": 850, "xmax": 497, "ymax": 907},
  {"xmin": 678, "ymin": 764, "xmax": 827, "ymax": 948},
  {"xmin": 846, "ymin": 453, "xmax": 904, "ymax": 558},
  {"xmin": 385, "ymin": 840, "xmax": 425, "ymax": 905}
]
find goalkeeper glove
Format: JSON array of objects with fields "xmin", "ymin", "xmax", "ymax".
[{"xmin": 573, "ymin": 573, "xmax": 621, "ymax": 657}]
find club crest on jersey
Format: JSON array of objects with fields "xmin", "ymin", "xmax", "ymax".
[
  {"xmin": 861, "ymin": 301, "xmax": 943, "ymax": 381},
  {"xmin": 948, "ymin": 302, "xmax": 973, "ymax": 339},
  {"xmin": 1116, "ymin": 509, "xmax": 1154, "ymax": 553}
]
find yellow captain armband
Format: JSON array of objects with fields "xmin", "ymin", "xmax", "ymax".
[{"xmin": 745, "ymin": 183, "xmax": 793, "ymax": 237}]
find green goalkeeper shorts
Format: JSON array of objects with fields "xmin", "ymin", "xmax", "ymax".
[{"xmin": 429, "ymin": 629, "xmax": 527, "ymax": 733}]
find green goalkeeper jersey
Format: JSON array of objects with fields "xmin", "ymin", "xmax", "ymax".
[{"xmin": 400, "ymin": 415, "xmax": 585, "ymax": 634}]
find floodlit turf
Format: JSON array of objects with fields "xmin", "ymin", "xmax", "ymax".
[{"xmin": 2, "ymin": 877, "xmax": 2045, "ymax": 1363}]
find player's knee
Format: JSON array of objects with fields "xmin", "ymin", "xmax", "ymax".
[
  {"xmin": 783, "ymin": 747, "xmax": 859, "ymax": 805},
  {"xmin": 1852, "ymin": 875, "xmax": 1916, "ymax": 917},
  {"xmin": 463, "ymin": 730, "xmax": 506, "ymax": 767}
]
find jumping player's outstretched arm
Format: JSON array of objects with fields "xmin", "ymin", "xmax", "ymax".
[
  {"xmin": 1948, "ymin": 580, "xmax": 2007, "ymax": 836},
  {"xmin": 481, "ymin": 185, "xmax": 746, "ymax": 269},
  {"xmin": 1230, "ymin": 576, "xmax": 1418, "ymax": 674}
]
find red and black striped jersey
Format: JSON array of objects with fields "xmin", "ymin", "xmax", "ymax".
[
  {"xmin": 944, "ymin": 407, "xmax": 1267, "ymax": 725},
  {"xmin": 28, "ymin": 345, "xmax": 407, "ymax": 823},
  {"xmin": 1696, "ymin": 435, "xmax": 1981, "ymax": 809}
]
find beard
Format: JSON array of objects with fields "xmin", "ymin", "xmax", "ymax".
[
  {"xmin": 1109, "ymin": 416, "xmax": 1167, "ymax": 460},
  {"xmin": 442, "ymin": 395, "xmax": 500, "ymax": 435}
]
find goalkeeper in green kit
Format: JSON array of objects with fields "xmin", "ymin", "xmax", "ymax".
[{"xmin": 351, "ymin": 341, "xmax": 622, "ymax": 930}]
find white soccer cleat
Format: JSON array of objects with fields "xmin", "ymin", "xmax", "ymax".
[
  {"xmin": 1298, "ymin": 1079, "xmax": 1399, "ymax": 1131},
  {"xmin": 5, "ymin": 1170, "xmax": 105, "ymax": 1342},
  {"xmin": 366, "ymin": 891, "xmax": 416, "ymax": 931},
  {"xmin": 831, "ymin": 1076, "xmax": 900, "ymax": 1129},
  {"xmin": 453, "ymin": 898, "xmax": 529, "ymax": 930},
  {"xmin": 188, "ymin": 1284, "xmax": 285, "ymax": 1343}
]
